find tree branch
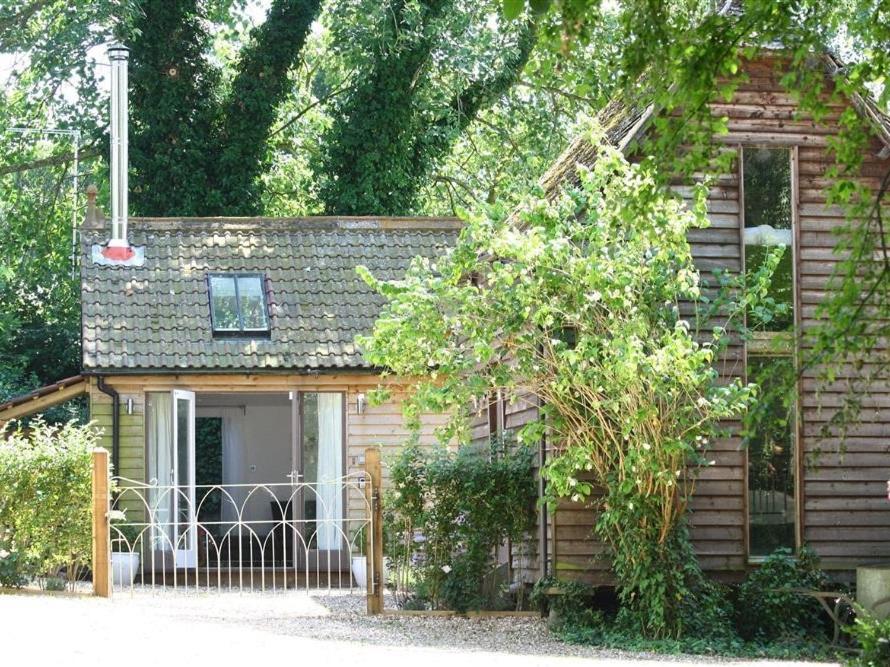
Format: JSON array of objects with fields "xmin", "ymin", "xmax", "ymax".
[
  {"xmin": 215, "ymin": 0, "xmax": 322, "ymax": 215},
  {"xmin": 0, "ymin": 146, "xmax": 100, "ymax": 177}
]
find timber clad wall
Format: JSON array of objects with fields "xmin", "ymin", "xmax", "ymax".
[{"xmin": 491, "ymin": 55, "xmax": 890, "ymax": 583}]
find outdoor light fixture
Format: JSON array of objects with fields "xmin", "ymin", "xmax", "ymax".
[
  {"xmin": 126, "ymin": 397, "xmax": 134, "ymax": 415},
  {"xmin": 356, "ymin": 393, "xmax": 366, "ymax": 414}
]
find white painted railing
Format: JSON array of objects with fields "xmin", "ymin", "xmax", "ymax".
[{"xmin": 108, "ymin": 473, "xmax": 374, "ymax": 594}]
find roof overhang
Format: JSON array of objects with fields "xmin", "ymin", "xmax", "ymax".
[{"xmin": 0, "ymin": 375, "xmax": 88, "ymax": 427}]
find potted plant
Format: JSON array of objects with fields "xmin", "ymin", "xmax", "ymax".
[
  {"xmin": 351, "ymin": 525, "xmax": 367, "ymax": 589},
  {"xmin": 351, "ymin": 525, "xmax": 389, "ymax": 589},
  {"xmin": 110, "ymin": 518, "xmax": 142, "ymax": 587}
]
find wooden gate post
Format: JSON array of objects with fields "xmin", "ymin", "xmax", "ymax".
[
  {"xmin": 91, "ymin": 448, "xmax": 111, "ymax": 598},
  {"xmin": 364, "ymin": 447, "xmax": 384, "ymax": 614}
]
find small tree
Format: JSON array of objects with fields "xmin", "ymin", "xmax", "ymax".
[
  {"xmin": 0, "ymin": 419, "xmax": 99, "ymax": 588},
  {"xmin": 358, "ymin": 130, "xmax": 755, "ymax": 637}
]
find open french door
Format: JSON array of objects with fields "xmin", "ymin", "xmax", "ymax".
[
  {"xmin": 294, "ymin": 392, "xmax": 346, "ymax": 568},
  {"xmin": 171, "ymin": 390, "xmax": 197, "ymax": 568}
]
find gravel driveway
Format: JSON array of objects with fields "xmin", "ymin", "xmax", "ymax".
[{"xmin": 0, "ymin": 590, "xmax": 838, "ymax": 667}]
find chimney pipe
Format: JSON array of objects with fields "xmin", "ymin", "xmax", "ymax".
[{"xmin": 102, "ymin": 43, "xmax": 133, "ymax": 261}]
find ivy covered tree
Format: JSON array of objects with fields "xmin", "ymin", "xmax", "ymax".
[
  {"xmin": 357, "ymin": 131, "xmax": 756, "ymax": 637},
  {"xmin": 315, "ymin": 0, "xmax": 537, "ymax": 214},
  {"xmin": 128, "ymin": 0, "xmax": 321, "ymax": 216}
]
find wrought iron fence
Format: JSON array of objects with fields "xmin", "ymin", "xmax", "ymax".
[{"xmin": 108, "ymin": 473, "xmax": 375, "ymax": 594}]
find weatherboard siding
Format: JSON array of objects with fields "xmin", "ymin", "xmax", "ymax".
[{"xmin": 500, "ymin": 54, "xmax": 890, "ymax": 584}]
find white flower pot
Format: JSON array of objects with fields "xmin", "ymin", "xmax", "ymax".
[
  {"xmin": 111, "ymin": 552, "xmax": 140, "ymax": 587},
  {"xmin": 352, "ymin": 555, "xmax": 389, "ymax": 589},
  {"xmin": 351, "ymin": 555, "xmax": 367, "ymax": 589}
]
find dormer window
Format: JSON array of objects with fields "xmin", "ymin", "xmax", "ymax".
[{"xmin": 208, "ymin": 273, "xmax": 270, "ymax": 337}]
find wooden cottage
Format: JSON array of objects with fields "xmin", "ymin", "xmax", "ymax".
[
  {"xmin": 0, "ymin": 204, "xmax": 461, "ymax": 581},
  {"xmin": 485, "ymin": 52, "xmax": 890, "ymax": 585},
  {"xmin": 0, "ymin": 46, "xmax": 887, "ymax": 590}
]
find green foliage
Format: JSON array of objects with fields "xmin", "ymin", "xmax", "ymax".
[
  {"xmin": 502, "ymin": 0, "xmax": 890, "ymax": 434},
  {"xmin": 0, "ymin": 134, "xmax": 84, "ymax": 401},
  {"xmin": 535, "ymin": 548, "xmax": 835, "ymax": 660},
  {"xmin": 846, "ymin": 605, "xmax": 890, "ymax": 667},
  {"xmin": 735, "ymin": 547, "xmax": 829, "ymax": 641},
  {"xmin": 110, "ymin": 517, "xmax": 143, "ymax": 553},
  {"xmin": 359, "ymin": 130, "xmax": 755, "ymax": 636},
  {"xmin": 128, "ymin": 0, "xmax": 321, "ymax": 216},
  {"xmin": 385, "ymin": 441, "xmax": 536, "ymax": 611},
  {"xmin": 315, "ymin": 0, "xmax": 537, "ymax": 215},
  {"xmin": 0, "ymin": 537, "xmax": 27, "ymax": 588},
  {"xmin": 0, "ymin": 419, "xmax": 100, "ymax": 587},
  {"xmin": 194, "ymin": 417, "xmax": 222, "ymax": 521},
  {"xmin": 530, "ymin": 577, "xmax": 603, "ymax": 629}
]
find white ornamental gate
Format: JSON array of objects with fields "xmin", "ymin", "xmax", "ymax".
[{"xmin": 90, "ymin": 447, "xmax": 384, "ymax": 612}]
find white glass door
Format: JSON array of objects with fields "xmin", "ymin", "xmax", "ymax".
[
  {"xmin": 298, "ymin": 392, "xmax": 345, "ymax": 564},
  {"xmin": 172, "ymin": 390, "xmax": 197, "ymax": 567}
]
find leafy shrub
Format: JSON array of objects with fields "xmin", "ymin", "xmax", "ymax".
[
  {"xmin": 0, "ymin": 536, "xmax": 27, "ymax": 588},
  {"xmin": 386, "ymin": 441, "xmax": 536, "ymax": 612},
  {"xmin": 846, "ymin": 605, "xmax": 890, "ymax": 667},
  {"xmin": 735, "ymin": 547, "xmax": 828, "ymax": 641},
  {"xmin": 358, "ymin": 131, "xmax": 759, "ymax": 636},
  {"xmin": 531, "ymin": 577, "xmax": 604, "ymax": 629},
  {"xmin": 42, "ymin": 575, "xmax": 67, "ymax": 591},
  {"xmin": 0, "ymin": 419, "xmax": 100, "ymax": 587}
]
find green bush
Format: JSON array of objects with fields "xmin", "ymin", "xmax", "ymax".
[
  {"xmin": 846, "ymin": 605, "xmax": 890, "ymax": 667},
  {"xmin": 0, "ymin": 536, "xmax": 27, "ymax": 587},
  {"xmin": 0, "ymin": 418, "xmax": 100, "ymax": 587},
  {"xmin": 531, "ymin": 577, "xmax": 604, "ymax": 629},
  {"xmin": 385, "ymin": 441, "xmax": 536, "ymax": 612},
  {"xmin": 735, "ymin": 547, "xmax": 828, "ymax": 641}
]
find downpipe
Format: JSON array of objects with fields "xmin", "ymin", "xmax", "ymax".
[{"xmin": 96, "ymin": 376, "xmax": 120, "ymax": 475}]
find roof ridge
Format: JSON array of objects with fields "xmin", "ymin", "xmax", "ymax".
[{"xmin": 83, "ymin": 215, "xmax": 462, "ymax": 232}]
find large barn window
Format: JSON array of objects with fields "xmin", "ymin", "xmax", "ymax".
[
  {"xmin": 208, "ymin": 273, "xmax": 270, "ymax": 336},
  {"xmin": 742, "ymin": 146, "xmax": 797, "ymax": 558}
]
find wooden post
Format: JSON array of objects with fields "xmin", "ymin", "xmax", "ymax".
[
  {"xmin": 364, "ymin": 447, "xmax": 384, "ymax": 614},
  {"xmin": 91, "ymin": 448, "xmax": 111, "ymax": 598}
]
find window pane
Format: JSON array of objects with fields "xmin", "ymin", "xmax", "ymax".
[
  {"xmin": 743, "ymin": 147, "xmax": 793, "ymax": 332},
  {"xmin": 237, "ymin": 276, "xmax": 268, "ymax": 330},
  {"xmin": 745, "ymin": 245, "xmax": 794, "ymax": 331},
  {"xmin": 209, "ymin": 276, "xmax": 239, "ymax": 330},
  {"xmin": 747, "ymin": 355, "xmax": 796, "ymax": 557},
  {"xmin": 743, "ymin": 147, "xmax": 791, "ymax": 231}
]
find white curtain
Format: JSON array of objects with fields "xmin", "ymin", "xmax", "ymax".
[
  {"xmin": 219, "ymin": 408, "xmax": 246, "ymax": 526},
  {"xmin": 316, "ymin": 393, "xmax": 343, "ymax": 550},
  {"xmin": 146, "ymin": 393, "xmax": 173, "ymax": 551}
]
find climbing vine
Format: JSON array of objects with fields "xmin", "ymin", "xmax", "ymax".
[
  {"xmin": 127, "ymin": 0, "xmax": 320, "ymax": 216},
  {"xmin": 358, "ymin": 130, "xmax": 757, "ymax": 637}
]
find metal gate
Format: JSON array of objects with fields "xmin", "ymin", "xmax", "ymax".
[{"xmin": 91, "ymin": 448, "xmax": 384, "ymax": 611}]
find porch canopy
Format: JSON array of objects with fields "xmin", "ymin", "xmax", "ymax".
[{"xmin": 0, "ymin": 374, "xmax": 87, "ymax": 428}]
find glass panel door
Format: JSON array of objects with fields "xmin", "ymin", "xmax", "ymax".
[
  {"xmin": 172, "ymin": 390, "xmax": 197, "ymax": 567},
  {"xmin": 299, "ymin": 392, "xmax": 344, "ymax": 564}
]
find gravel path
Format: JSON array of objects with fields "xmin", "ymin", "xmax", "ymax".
[{"xmin": 0, "ymin": 590, "xmax": 838, "ymax": 667}]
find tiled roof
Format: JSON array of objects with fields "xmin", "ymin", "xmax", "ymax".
[{"xmin": 81, "ymin": 216, "xmax": 460, "ymax": 371}]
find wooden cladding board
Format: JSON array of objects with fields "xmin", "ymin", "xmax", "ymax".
[
  {"xmin": 494, "ymin": 55, "xmax": 890, "ymax": 583},
  {"xmin": 87, "ymin": 374, "xmax": 447, "ymax": 523}
]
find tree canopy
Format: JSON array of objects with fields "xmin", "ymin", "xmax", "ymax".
[{"xmin": 0, "ymin": 0, "xmax": 887, "ymax": 425}]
